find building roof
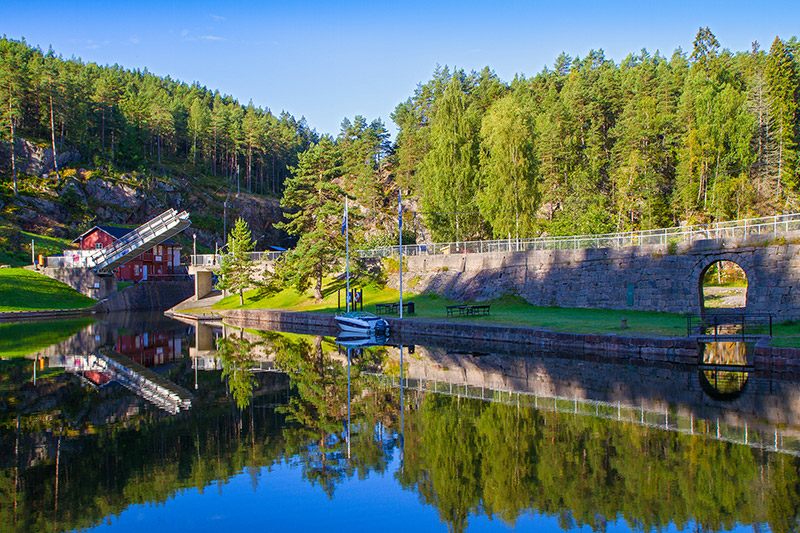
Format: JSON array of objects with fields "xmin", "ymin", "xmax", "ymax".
[{"xmin": 72, "ymin": 225, "xmax": 180, "ymax": 247}]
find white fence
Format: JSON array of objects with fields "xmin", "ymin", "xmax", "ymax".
[
  {"xmin": 190, "ymin": 251, "xmax": 284, "ymax": 267},
  {"xmin": 357, "ymin": 213, "xmax": 800, "ymax": 258}
]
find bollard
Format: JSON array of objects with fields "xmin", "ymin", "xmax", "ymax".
[{"xmin": 621, "ymin": 317, "xmax": 627, "ymax": 329}]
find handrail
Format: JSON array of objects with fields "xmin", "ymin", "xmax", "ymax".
[
  {"xmin": 357, "ymin": 213, "xmax": 800, "ymax": 258},
  {"xmin": 190, "ymin": 251, "xmax": 284, "ymax": 267},
  {"xmin": 366, "ymin": 373, "xmax": 800, "ymax": 457},
  {"xmin": 687, "ymin": 313, "xmax": 774, "ymax": 339}
]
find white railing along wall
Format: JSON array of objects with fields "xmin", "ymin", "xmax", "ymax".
[
  {"xmin": 357, "ymin": 213, "xmax": 800, "ymax": 259},
  {"xmin": 190, "ymin": 251, "xmax": 284, "ymax": 267}
]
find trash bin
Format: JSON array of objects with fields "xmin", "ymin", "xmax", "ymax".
[{"xmin": 406, "ymin": 301, "xmax": 415, "ymax": 315}]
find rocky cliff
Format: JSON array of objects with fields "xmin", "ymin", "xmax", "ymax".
[{"xmin": 0, "ymin": 139, "xmax": 286, "ymax": 253}]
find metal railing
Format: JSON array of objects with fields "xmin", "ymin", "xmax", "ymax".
[
  {"xmin": 687, "ymin": 313, "xmax": 774, "ymax": 339},
  {"xmin": 190, "ymin": 251, "xmax": 284, "ymax": 267},
  {"xmin": 368, "ymin": 373, "xmax": 800, "ymax": 457},
  {"xmin": 91, "ymin": 209, "xmax": 190, "ymax": 273},
  {"xmin": 357, "ymin": 213, "xmax": 800, "ymax": 258}
]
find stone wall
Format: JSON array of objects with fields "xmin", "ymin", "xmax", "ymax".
[
  {"xmin": 99, "ymin": 281, "xmax": 194, "ymax": 312},
  {"xmin": 403, "ymin": 232, "xmax": 800, "ymax": 321},
  {"xmin": 42, "ymin": 266, "xmax": 116, "ymax": 299}
]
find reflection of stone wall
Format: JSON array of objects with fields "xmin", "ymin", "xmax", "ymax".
[
  {"xmin": 402, "ymin": 232, "xmax": 800, "ymax": 320},
  {"xmin": 32, "ymin": 322, "xmax": 115, "ymax": 359},
  {"xmin": 388, "ymin": 345, "xmax": 800, "ymax": 433}
]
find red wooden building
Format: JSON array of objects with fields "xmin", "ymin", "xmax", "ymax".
[{"xmin": 72, "ymin": 225, "xmax": 182, "ymax": 282}]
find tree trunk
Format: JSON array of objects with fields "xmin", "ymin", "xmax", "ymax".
[
  {"xmin": 9, "ymin": 84, "xmax": 17, "ymax": 196},
  {"xmin": 50, "ymin": 93, "xmax": 61, "ymax": 180},
  {"xmin": 247, "ymin": 145, "xmax": 252, "ymax": 192},
  {"xmin": 314, "ymin": 267, "xmax": 323, "ymax": 301}
]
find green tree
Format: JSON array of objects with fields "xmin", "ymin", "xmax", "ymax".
[
  {"xmin": 276, "ymin": 137, "xmax": 345, "ymax": 301},
  {"xmin": 765, "ymin": 37, "xmax": 799, "ymax": 193},
  {"xmin": 0, "ymin": 39, "xmax": 31, "ymax": 195},
  {"xmin": 217, "ymin": 217, "xmax": 257, "ymax": 305},
  {"xmin": 216, "ymin": 330, "xmax": 258, "ymax": 409},
  {"xmin": 419, "ymin": 74, "xmax": 482, "ymax": 242},
  {"xmin": 477, "ymin": 94, "xmax": 539, "ymax": 239}
]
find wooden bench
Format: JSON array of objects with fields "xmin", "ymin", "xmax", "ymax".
[
  {"xmin": 446, "ymin": 304, "xmax": 490, "ymax": 317},
  {"xmin": 468, "ymin": 304, "xmax": 490, "ymax": 316},
  {"xmin": 446, "ymin": 305, "xmax": 467, "ymax": 317},
  {"xmin": 376, "ymin": 302, "xmax": 416, "ymax": 315},
  {"xmin": 375, "ymin": 303, "xmax": 397, "ymax": 315}
]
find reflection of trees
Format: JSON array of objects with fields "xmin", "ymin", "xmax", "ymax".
[
  {"xmin": 265, "ymin": 333, "xmax": 394, "ymax": 498},
  {"xmin": 0, "ymin": 400, "xmax": 288, "ymax": 532},
  {"xmin": 216, "ymin": 331, "xmax": 258, "ymax": 409},
  {"xmin": 398, "ymin": 395, "xmax": 800, "ymax": 533}
]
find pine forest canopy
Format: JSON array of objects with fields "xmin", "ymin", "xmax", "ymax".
[
  {"xmin": 0, "ymin": 36, "xmax": 317, "ymax": 198},
  {"xmin": 1, "ymin": 28, "xmax": 800, "ymax": 244}
]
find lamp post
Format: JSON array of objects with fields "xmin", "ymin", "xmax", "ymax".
[{"xmin": 192, "ymin": 233, "xmax": 197, "ymax": 266}]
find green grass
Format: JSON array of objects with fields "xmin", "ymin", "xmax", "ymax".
[
  {"xmin": 214, "ymin": 280, "xmax": 690, "ymax": 337},
  {"xmin": 0, "ymin": 317, "xmax": 95, "ymax": 358},
  {"xmin": 769, "ymin": 321, "xmax": 800, "ymax": 348},
  {"xmin": 0, "ymin": 268, "xmax": 97, "ymax": 311},
  {"xmin": 214, "ymin": 278, "xmax": 800, "ymax": 343},
  {"xmin": 0, "ymin": 225, "xmax": 77, "ymax": 267}
]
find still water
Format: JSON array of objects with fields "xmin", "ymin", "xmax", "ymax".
[{"xmin": 2, "ymin": 312, "xmax": 800, "ymax": 532}]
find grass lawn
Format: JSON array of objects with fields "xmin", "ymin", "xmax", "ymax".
[
  {"xmin": 769, "ymin": 320, "xmax": 800, "ymax": 348},
  {"xmin": 214, "ymin": 280, "xmax": 690, "ymax": 337},
  {"xmin": 0, "ymin": 268, "xmax": 96, "ymax": 311},
  {"xmin": 0, "ymin": 317, "xmax": 95, "ymax": 358}
]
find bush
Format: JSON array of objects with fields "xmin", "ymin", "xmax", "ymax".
[{"xmin": 667, "ymin": 240, "xmax": 678, "ymax": 255}]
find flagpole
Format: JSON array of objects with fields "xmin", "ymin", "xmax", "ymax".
[
  {"xmin": 345, "ymin": 198, "xmax": 350, "ymax": 313},
  {"xmin": 399, "ymin": 189, "xmax": 403, "ymax": 319}
]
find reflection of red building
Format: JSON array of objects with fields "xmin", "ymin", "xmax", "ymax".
[
  {"xmin": 116, "ymin": 331, "xmax": 182, "ymax": 367},
  {"xmin": 72, "ymin": 225, "xmax": 182, "ymax": 282}
]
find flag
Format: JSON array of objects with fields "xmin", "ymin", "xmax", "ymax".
[{"xmin": 341, "ymin": 199, "xmax": 348, "ymax": 236}]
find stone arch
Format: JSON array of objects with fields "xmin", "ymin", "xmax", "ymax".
[{"xmin": 693, "ymin": 254, "xmax": 753, "ymax": 316}]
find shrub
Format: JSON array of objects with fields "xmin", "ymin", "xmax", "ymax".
[{"xmin": 667, "ymin": 240, "xmax": 678, "ymax": 255}]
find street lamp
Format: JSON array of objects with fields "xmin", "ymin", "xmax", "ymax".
[{"xmin": 192, "ymin": 233, "xmax": 197, "ymax": 266}]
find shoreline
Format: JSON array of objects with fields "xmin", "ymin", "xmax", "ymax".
[
  {"xmin": 0, "ymin": 305, "xmax": 101, "ymax": 322},
  {"xmin": 219, "ymin": 308, "xmax": 800, "ymax": 375}
]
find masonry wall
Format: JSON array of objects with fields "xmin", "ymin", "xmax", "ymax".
[
  {"xmin": 98, "ymin": 281, "xmax": 194, "ymax": 312},
  {"xmin": 404, "ymin": 232, "xmax": 800, "ymax": 321},
  {"xmin": 43, "ymin": 266, "xmax": 116, "ymax": 299}
]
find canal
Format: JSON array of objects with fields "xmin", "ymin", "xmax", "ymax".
[{"xmin": 1, "ymin": 311, "xmax": 799, "ymax": 532}]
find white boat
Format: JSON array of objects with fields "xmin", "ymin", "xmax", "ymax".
[{"xmin": 335, "ymin": 311, "xmax": 389, "ymax": 335}]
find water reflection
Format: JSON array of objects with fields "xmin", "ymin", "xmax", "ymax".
[{"xmin": 3, "ymin": 315, "xmax": 800, "ymax": 531}]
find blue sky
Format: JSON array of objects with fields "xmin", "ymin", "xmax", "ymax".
[{"xmin": 2, "ymin": 0, "xmax": 799, "ymax": 137}]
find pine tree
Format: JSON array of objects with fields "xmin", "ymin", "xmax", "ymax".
[
  {"xmin": 766, "ymin": 37, "xmax": 799, "ymax": 193},
  {"xmin": 217, "ymin": 217, "xmax": 257, "ymax": 306},
  {"xmin": 276, "ymin": 137, "xmax": 345, "ymax": 301}
]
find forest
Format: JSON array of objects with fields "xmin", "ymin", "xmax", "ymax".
[
  {"xmin": 1, "ymin": 28, "xmax": 799, "ymax": 244},
  {"xmin": 0, "ymin": 36, "xmax": 317, "ymax": 199}
]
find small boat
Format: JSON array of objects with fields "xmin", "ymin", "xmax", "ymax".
[{"xmin": 335, "ymin": 311, "xmax": 390, "ymax": 335}]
